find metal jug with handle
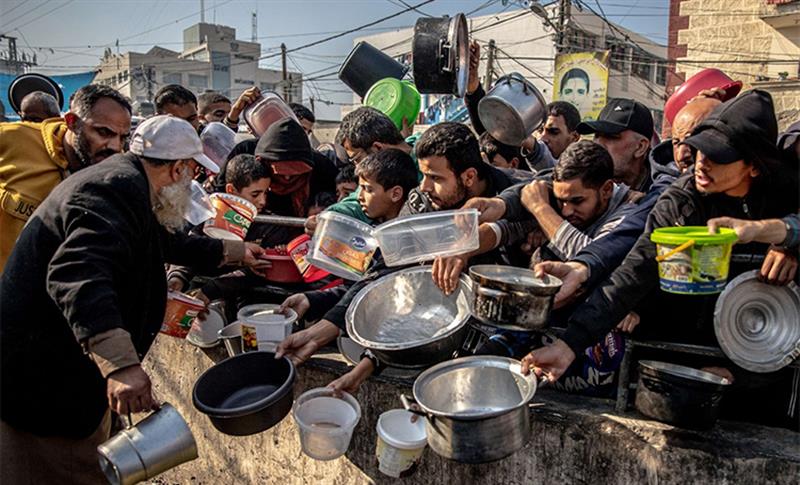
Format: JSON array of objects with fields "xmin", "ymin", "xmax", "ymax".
[{"xmin": 97, "ymin": 403, "xmax": 198, "ymax": 485}]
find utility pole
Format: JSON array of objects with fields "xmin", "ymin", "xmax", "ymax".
[
  {"xmin": 251, "ymin": 11, "xmax": 257, "ymax": 43},
  {"xmin": 484, "ymin": 39, "xmax": 496, "ymax": 91},
  {"xmin": 281, "ymin": 43, "xmax": 289, "ymax": 102},
  {"xmin": 556, "ymin": 0, "xmax": 571, "ymax": 54},
  {"xmin": 309, "ymin": 97, "xmax": 315, "ymax": 116},
  {"xmin": 200, "ymin": 0, "xmax": 205, "ymax": 23}
]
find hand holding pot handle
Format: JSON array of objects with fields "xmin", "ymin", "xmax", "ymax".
[
  {"xmin": 520, "ymin": 339, "xmax": 576, "ymax": 383},
  {"xmin": 400, "ymin": 394, "xmax": 427, "ymax": 421}
]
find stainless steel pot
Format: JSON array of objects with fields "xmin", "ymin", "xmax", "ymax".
[
  {"xmin": 469, "ymin": 265, "xmax": 562, "ymax": 330},
  {"xmin": 345, "ymin": 266, "xmax": 471, "ymax": 368},
  {"xmin": 401, "ymin": 356, "xmax": 544, "ymax": 463},
  {"xmin": 478, "ymin": 72, "xmax": 547, "ymax": 146},
  {"xmin": 218, "ymin": 321, "xmax": 244, "ymax": 357},
  {"xmin": 97, "ymin": 403, "xmax": 197, "ymax": 485}
]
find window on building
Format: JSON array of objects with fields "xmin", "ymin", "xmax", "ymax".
[
  {"xmin": 123, "ymin": 70, "xmax": 129, "ymax": 81},
  {"xmin": 655, "ymin": 62, "xmax": 667, "ymax": 86},
  {"xmin": 632, "ymin": 57, "xmax": 652, "ymax": 81},
  {"xmin": 260, "ymin": 82, "xmax": 276, "ymax": 92},
  {"xmin": 188, "ymin": 74, "xmax": 208, "ymax": 88},
  {"xmin": 163, "ymin": 72, "xmax": 182, "ymax": 84},
  {"xmin": 608, "ymin": 41, "xmax": 628, "ymax": 72}
]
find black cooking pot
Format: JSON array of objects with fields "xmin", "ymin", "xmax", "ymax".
[
  {"xmin": 338, "ymin": 42, "xmax": 409, "ymax": 98},
  {"xmin": 634, "ymin": 360, "xmax": 730, "ymax": 430},
  {"xmin": 8, "ymin": 73, "xmax": 64, "ymax": 114},
  {"xmin": 412, "ymin": 13, "xmax": 469, "ymax": 97},
  {"xmin": 193, "ymin": 351, "xmax": 295, "ymax": 436}
]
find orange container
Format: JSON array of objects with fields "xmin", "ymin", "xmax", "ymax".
[
  {"xmin": 203, "ymin": 193, "xmax": 257, "ymax": 241},
  {"xmin": 161, "ymin": 291, "xmax": 205, "ymax": 339},
  {"xmin": 287, "ymin": 234, "xmax": 331, "ymax": 284}
]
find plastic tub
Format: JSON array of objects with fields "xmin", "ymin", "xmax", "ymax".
[
  {"xmin": 338, "ymin": 41, "xmax": 409, "ymax": 98},
  {"xmin": 376, "ymin": 409, "xmax": 427, "ymax": 478},
  {"xmin": 243, "ymin": 92, "xmax": 297, "ymax": 137},
  {"xmin": 307, "ymin": 212, "xmax": 378, "ymax": 280},
  {"xmin": 664, "ymin": 68, "xmax": 742, "ymax": 125},
  {"xmin": 238, "ymin": 304, "xmax": 298, "ymax": 352},
  {"xmin": 364, "ymin": 78, "xmax": 421, "ymax": 130},
  {"xmin": 200, "ymin": 122, "xmax": 237, "ymax": 166},
  {"xmin": 650, "ymin": 226, "xmax": 738, "ymax": 295},
  {"xmin": 161, "ymin": 292, "xmax": 205, "ymax": 339},
  {"xmin": 287, "ymin": 234, "xmax": 331, "ymax": 283},
  {"xmin": 204, "ymin": 193, "xmax": 257, "ymax": 241},
  {"xmin": 260, "ymin": 248, "xmax": 304, "ymax": 283},
  {"xmin": 292, "ymin": 388, "xmax": 361, "ymax": 461},
  {"xmin": 374, "ymin": 209, "xmax": 479, "ymax": 267},
  {"xmin": 185, "ymin": 180, "xmax": 217, "ymax": 226}
]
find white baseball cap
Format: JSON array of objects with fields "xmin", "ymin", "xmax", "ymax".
[{"xmin": 129, "ymin": 115, "xmax": 220, "ymax": 173}]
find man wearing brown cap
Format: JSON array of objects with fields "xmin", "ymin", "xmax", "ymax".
[{"xmin": 523, "ymin": 91, "xmax": 799, "ymax": 430}]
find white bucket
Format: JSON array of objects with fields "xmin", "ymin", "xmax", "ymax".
[
  {"xmin": 292, "ymin": 388, "xmax": 361, "ymax": 461},
  {"xmin": 238, "ymin": 304, "xmax": 298, "ymax": 352},
  {"xmin": 376, "ymin": 409, "xmax": 427, "ymax": 477}
]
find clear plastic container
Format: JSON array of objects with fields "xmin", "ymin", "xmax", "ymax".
[
  {"xmin": 237, "ymin": 304, "xmax": 298, "ymax": 352},
  {"xmin": 307, "ymin": 212, "xmax": 378, "ymax": 280},
  {"xmin": 184, "ymin": 180, "xmax": 217, "ymax": 226},
  {"xmin": 374, "ymin": 209, "xmax": 479, "ymax": 267},
  {"xmin": 243, "ymin": 92, "xmax": 298, "ymax": 137},
  {"xmin": 292, "ymin": 388, "xmax": 361, "ymax": 461},
  {"xmin": 200, "ymin": 122, "xmax": 237, "ymax": 166}
]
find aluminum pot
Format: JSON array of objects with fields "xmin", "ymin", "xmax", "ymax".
[
  {"xmin": 401, "ymin": 356, "xmax": 544, "ymax": 463},
  {"xmin": 346, "ymin": 266, "xmax": 471, "ymax": 368},
  {"xmin": 218, "ymin": 321, "xmax": 244, "ymax": 357},
  {"xmin": 97, "ymin": 403, "xmax": 197, "ymax": 485},
  {"xmin": 478, "ymin": 72, "xmax": 547, "ymax": 146},
  {"xmin": 193, "ymin": 351, "xmax": 295, "ymax": 436},
  {"xmin": 635, "ymin": 360, "xmax": 731, "ymax": 430},
  {"xmin": 412, "ymin": 13, "xmax": 469, "ymax": 97},
  {"xmin": 469, "ymin": 265, "xmax": 562, "ymax": 330}
]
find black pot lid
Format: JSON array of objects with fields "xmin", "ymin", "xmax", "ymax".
[
  {"xmin": 714, "ymin": 270, "xmax": 800, "ymax": 373},
  {"xmin": 8, "ymin": 73, "xmax": 64, "ymax": 114}
]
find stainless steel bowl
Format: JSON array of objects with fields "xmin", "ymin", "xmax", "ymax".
[{"xmin": 345, "ymin": 266, "xmax": 471, "ymax": 368}]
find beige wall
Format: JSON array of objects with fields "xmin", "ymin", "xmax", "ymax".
[{"xmin": 676, "ymin": 0, "xmax": 800, "ymax": 130}]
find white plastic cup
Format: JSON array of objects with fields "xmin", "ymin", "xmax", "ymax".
[
  {"xmin": 292, "ymin": 388, "xmax": 361, "ymax": 461},
  {"xmin": 375, "ymin": 409, "xmax": 427, "ymax": 477}
]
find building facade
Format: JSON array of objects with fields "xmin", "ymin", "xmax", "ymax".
[
  {"xmin": 668, "ymin": 0, "xmax": 800, "ymax": 129},
  {"xmin": 95, "ymin": 22, "xmax": 302, "ymax": 105}
]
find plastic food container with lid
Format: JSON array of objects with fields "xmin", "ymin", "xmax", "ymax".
[
  {"xmin": 374, "ymin": 209, "xmax": 479, "ymax": 267},
  {"xmin": 238, "ymin": 304, "xmax": 298, "ymax": 353},
  {"xmin": 243, "ymin": 92, "xmax": 298, "ymax": 137},
  {"xmin": 307, "ymin": 212, "xmax": 378, "ymax": 280},
  {"xmin": 650, "ymin": 226, "xmax": 737, "ymax": 295},
  {"xmin": 364, "ymin": 78, "xmax": 421, "ymax": 130}
]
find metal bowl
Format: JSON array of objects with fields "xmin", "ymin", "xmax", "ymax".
[{"xmin": 345, "ymin": 266, "xmax": 471, "ymax": 368}]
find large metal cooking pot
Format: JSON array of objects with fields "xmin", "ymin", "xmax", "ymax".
[
  {"xmin": 478, "ymin": 72, "xmax": 547, "ymax": 146},
  {"xmin": 345, "ymin": 266, "xmax": 471, "ymax": 368},
  {"xmin": 635, "ymin": 360, "xmax": 730, "ymax": 430},
  {"xmin": 412, "ymin": 13, "xmax": 469, "ymax": 97},
  {"xmin": 469, "ymin": 265, "xmax": 562, "ymax": 330},
  {"xmin": 401, "ymin": 356, "xmax": 544, "ymax": 463}
]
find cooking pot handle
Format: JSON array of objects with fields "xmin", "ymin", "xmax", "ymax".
[
  {"xmin": 476, "ymin": 285, "xmax": 509, "ymax": 299},
  {"xmin": 400, "ymin": 394, "xmax": 428, "ymax": 418}
]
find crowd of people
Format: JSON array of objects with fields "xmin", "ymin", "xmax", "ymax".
[{"xmin": 0, "ymin": 43, "xmax": 798, "ymax": 482}]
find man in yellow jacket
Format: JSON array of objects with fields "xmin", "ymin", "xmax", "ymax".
[{"xmin": 0, "ymin": 84, "xmax": 132, "ymax": 271}]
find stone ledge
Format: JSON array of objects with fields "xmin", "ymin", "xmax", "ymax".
[{"xmin": 144, "ymin": 336, "xmax": 800, "ymax": 485}]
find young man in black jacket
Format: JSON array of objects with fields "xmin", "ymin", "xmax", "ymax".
[
  {"xmin": 0, "ymin": 116, "xmax": 267, "ymax": 483},
  {"xmin": 523, "ymin": 91, "xmax": 800, "ymax": 429}
]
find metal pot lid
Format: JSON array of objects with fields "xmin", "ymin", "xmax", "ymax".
[
  {"xmin": 469, "ymin": 264, "xmax": 562, "ymax": 295},
  {"xmin": 8, "ymin": 73, "xmax": 64, "ymax": 114},
  {"xmin": 638, "ymin": 360, "xmax": 731, "ymax": 386},
  {"xmin": 448, "ymin": 13, "xmax": 469, "ymax": 97},
  {"xmin": 412, "ymin": 356, "xmax": 537, "ymax": 420},
  {"xmin": 714, "ymin": 270, "xmax": 800, "ymax": 373}
]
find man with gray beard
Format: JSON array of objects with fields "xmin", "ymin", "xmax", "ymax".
[{"xmin": 0, "ymin": 115, "xmax": 267, "ymax": 483}]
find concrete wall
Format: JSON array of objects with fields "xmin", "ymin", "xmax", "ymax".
[{"xmin": 142, "ymin": 336, "xmax": 800, "ymax": 485}]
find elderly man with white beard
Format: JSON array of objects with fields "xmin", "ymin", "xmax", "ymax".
[{"xmin": 0, "ymin": 115, "xmax": 267, "ymax": 484}]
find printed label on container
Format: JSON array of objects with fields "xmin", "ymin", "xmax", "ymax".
[{"xmin": 319, "ymin": 234, "xmax": 374, "ymax": 274}]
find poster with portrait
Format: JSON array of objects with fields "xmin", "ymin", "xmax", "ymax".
[{"xmin": 553, "ymin": 51, "xmax": 610, "ymax": 122}]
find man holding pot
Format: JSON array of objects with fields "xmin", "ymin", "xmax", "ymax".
[
  {"xmin": 524, "ymin": 91, "xmax": 800, "ymax": 430},
  {"xmin": 0, "ymin": 115, "xmax": 267, "ymax": 482}
]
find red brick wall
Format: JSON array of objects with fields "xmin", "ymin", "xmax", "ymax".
[{"xmin": 666, "ymin": 0, "xmax": 688, "ymax": 97}]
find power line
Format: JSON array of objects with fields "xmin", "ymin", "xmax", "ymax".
[
  {"xmin": 0, "ymin": 0, "xmax": 44, "ymax": 32},
  {"xmin": 1, "ymin": 0, "xmax": 74, "ymax": 36}
]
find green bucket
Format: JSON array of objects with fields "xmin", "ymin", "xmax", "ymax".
[
  {"xmin": 363, "ymin": 78, "xmax": 421, "ymax": 130},
  {"xmin": 650, "ymin": 226, "xmax": 738, "ymax": 295}
]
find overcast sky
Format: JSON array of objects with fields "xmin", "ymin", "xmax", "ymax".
[{"xmin": 0, "ymin": 0, "xmax": 668, "ymax": 120}]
